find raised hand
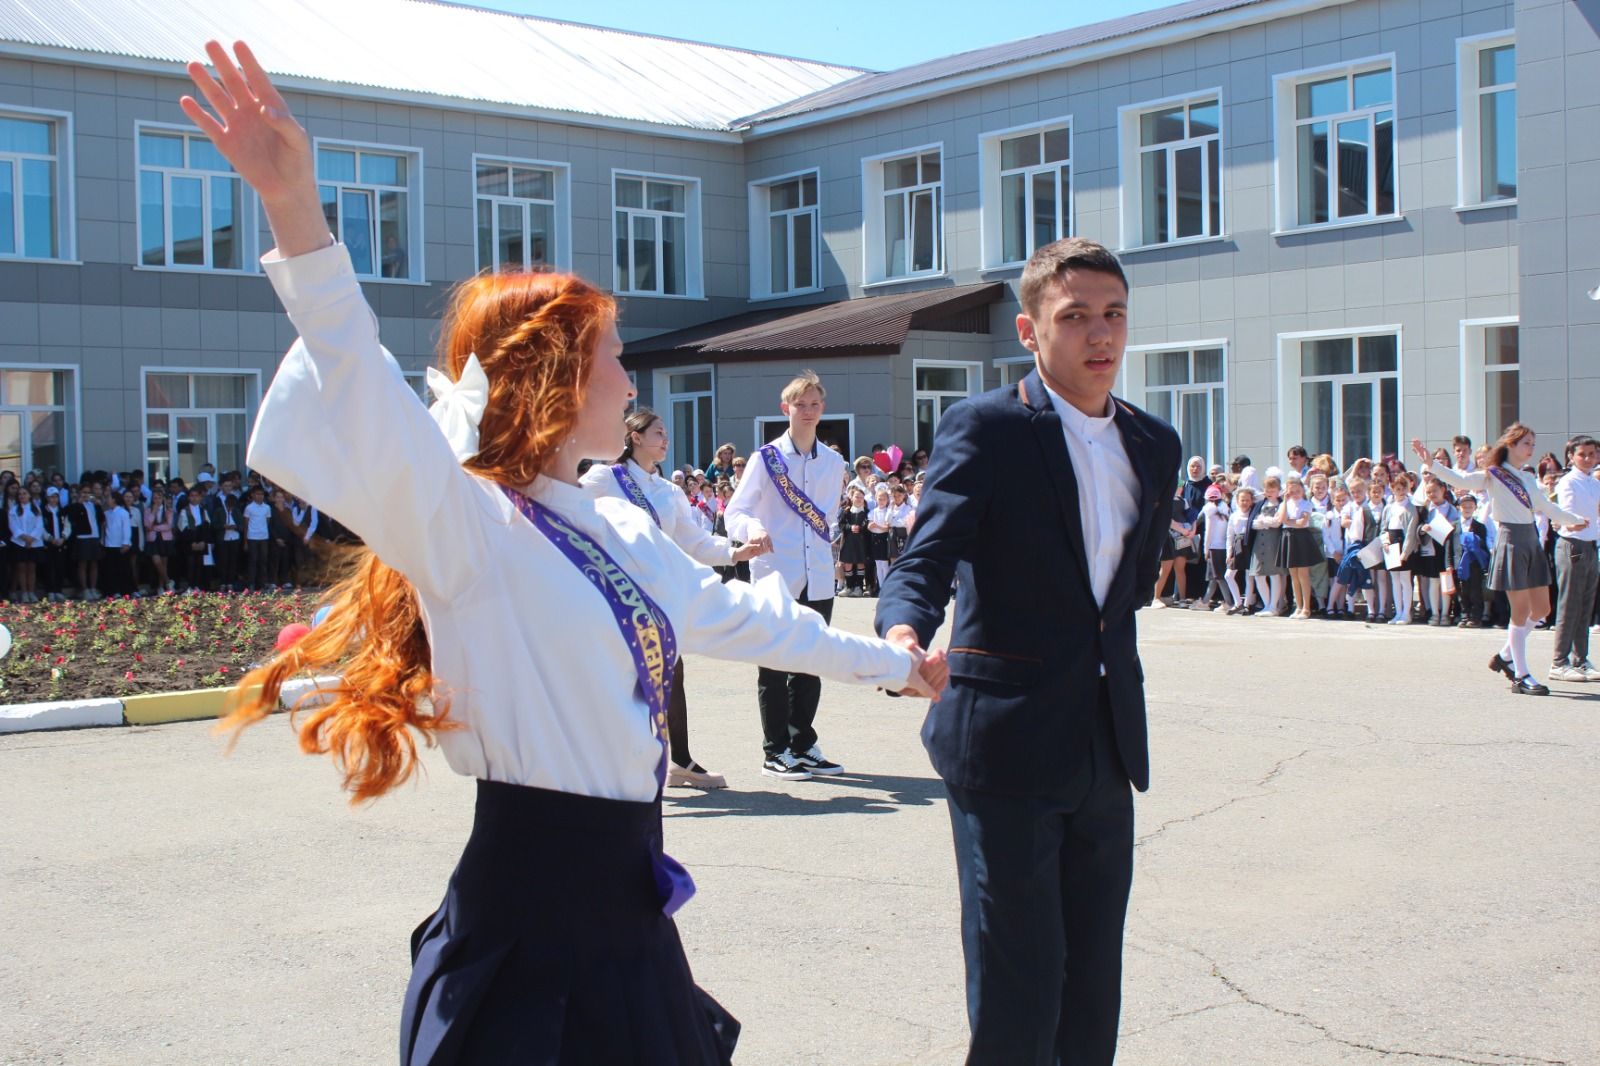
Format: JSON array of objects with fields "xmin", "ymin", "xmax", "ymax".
[
  {"xmin": 1410, "ymin": 438, "xmax": 1431, "ymax": 465},
  {"xmin": 180, "ymin": 41, "xmax": 329, "ymax": 258}
]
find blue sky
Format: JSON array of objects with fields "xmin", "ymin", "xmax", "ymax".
[{"xmin": 474, "ymin": 0, "xmax": 1178, "ymax": 70}]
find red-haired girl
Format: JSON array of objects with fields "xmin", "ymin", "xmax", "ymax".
[{"xmin": 188, "ymin": 41, "xmax": 943, "ymax": 1066}]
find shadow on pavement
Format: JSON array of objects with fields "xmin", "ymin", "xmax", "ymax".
[{"xmin": 664, "ymin": 772, "xmax": 946, "ymax": 818}]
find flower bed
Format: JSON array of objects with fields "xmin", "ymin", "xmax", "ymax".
[{"xmin": 0, "ymin": 593, "xmax": 323, "ymax": 704}]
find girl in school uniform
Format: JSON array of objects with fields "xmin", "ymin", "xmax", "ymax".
[
  {"xmin": 1278, "ymin": 475, "xmax": 1322, "ymax": 619},
  {"xmin": 1223, "ymin": 485, "xmax": 1256, "ymax": 614},
  {"xmin": 1331, "ymin": 479, "xmax": 1373, "ymax": 620},
  {"xmin": 65, "ymin": 485, "xmax": 104, "ymax": 601},
  {"xmin": 144, "ymin": 486, "xmax": 175, "ymax": 593},
  {"xmin": 9, "ymin": 488, "xmax": 44, "ymax": 603},
  {"xmin": 579, "ymin": 406, "xmax": 771, "ymax": 791},
  {"xmin": 1248, "ymin": 476, "xmax": 1287, "ymax": 616},
  {"xmin": 1358, "ymin": 480, "xmax": 1389, "ymax": 621},
  {"xmin": 837, "ymin": 486, "xmax": 871, "ymax": 597},
  {"xmin": 1380, "ymin": 475, "xmax": 1420, "ymax": 624},
  {"xmin": 867, "ymin": 483, "xmax": 894, "ymax": 593},
  {"xmin": 195, "ymin": 42, "xmax": 942, "ymax": 1066},
  {"xmin": 888, "ymin": 483, "xmax": 914, "ymax": 564},
  {"xmin": 40, "ymin": 491, "xmax": 70, "ymax": 602},
  {"xmin": 1416, "ymin": 431, "xmax": 1587, "ymax": 695},
  {"xmin": 1415, "ymin": 478, "xmax": 1458, "ymax": 627},
  {"xmin": 123, "ymin": 489, "xmax": 147, "ymax": 594},
  {"xmin": 1197, "ymin": 483, "xmax": 1231, "ymax": 611}
]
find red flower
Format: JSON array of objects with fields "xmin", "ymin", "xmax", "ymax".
[
  {"xmin": 219, "ymin": 666, "xmax": 229, "ymax": 674},
  {"xmin": 124, "ymin": 671, "xmax": 135, "ymax": 680}
]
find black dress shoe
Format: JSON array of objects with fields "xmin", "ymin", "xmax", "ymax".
[
  {"xmin": 1511, "ymin": 675, "xmax": 1550, "ymax": 696},
  {"xmin": 1489, "ymin": 653, "xmax": 1517, "ymax": 681}
]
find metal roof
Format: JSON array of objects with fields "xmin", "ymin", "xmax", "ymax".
[
  {"xmin": 0, "ymin": 0, "xmax": 866, "ymax": 132},
  {"xmin": 737, "ymin": 0, "xmax": 1301, "ymax": 127},
  {"xmin": 625, "ymin": 282, "xmax": 1006, "ymax": 365}
]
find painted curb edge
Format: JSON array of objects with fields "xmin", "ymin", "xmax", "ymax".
[{"xmin": 0, "ymin": 676, "xmax": 342, "ymax": 733}]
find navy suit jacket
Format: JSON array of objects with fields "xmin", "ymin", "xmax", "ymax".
[{"xmin": 876, "ymin": 368, "xmax": 1181, "ymax": 798}]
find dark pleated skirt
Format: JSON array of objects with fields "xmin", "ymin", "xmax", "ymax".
[
  {"xmin": 1280, "ymin": 528, "xmax": 1323, "ymax": 569},
  {"xmin": 1487, "ymin": 521, "xmax": 1551, "ymax": 592},
  {"xmin": 401, "ymin": 780, "xmax": 738, "ymax": 1066}
]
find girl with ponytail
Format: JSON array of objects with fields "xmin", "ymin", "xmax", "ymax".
[
  {"xmin": 187, "ymin": 41, "xmax": 943, "ymax": 1065},
  {"xmin": 1416, "ymin": 424, "xmax": 1587, "ymax": 696}
]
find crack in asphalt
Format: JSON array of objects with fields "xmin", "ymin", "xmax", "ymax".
[
  {"xmin": 1135, "ymin": 749, "xmax": 1310, "ymax": 848},
  {"xmin": 1188, "ymin": 946, "xmax": 1571, "ymax": 1066}
]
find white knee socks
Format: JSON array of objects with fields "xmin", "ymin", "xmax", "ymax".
[
  {"xmin": 1508, "ymin": 619, "xmax": 1534, "ymax": 678},
  {"xmin": 1224, "ymin": 572, "xmax": 1241, "ymax": 606}
]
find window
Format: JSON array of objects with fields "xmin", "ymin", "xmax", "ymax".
[
  {"xmin": 614, "ymin": 173, "xmax": 702, "ymax": 298},
  {"xmin": 1275, "ymin": 60, "xmax": 1396, "ymax": 229},
  {"xmin": 996, "ymin": 357, "xmax": 1033, "ymax": 389},
  {"xmin": 755, "ymin": 414, "xmax": 854, "ymax": 457},
  {"xmin": 1119, "ymin": 96, "xmax": 1221, "ymax": 248},
  {"xmin": 1460, "ymin": 318, "xmax": 1519, "ymax": 443},
  {"xmin": 137, "ymin": 125, "xmax": 247, "ymax": 271},
  {"xmin": 0, "ymin": 107, "xmax": 71, "ymax": 260},
  {"xmin": 1459, "ymin": 35, "xmax": 1516, "ymax": 206},
  {"xmin": 0, "ymin": 368, "xmax": 74, "ymax": 477},
  {"xmin": 657, "ymin": 367, "xmax": 714, "ymax": 472},
  {"xmin": 749, "ymin": 170, "xmax": 820, "ymax": 298},
  {"xmin": 913, "ymin": 360, "xmax": 980, "ymax": 453},
  {"xmin": 474, "ymin": 156, "xmax": 568, "ymax": 271},
  {"xmin": 1140, "ymin": 348, "xmax": 1228, "ymax": 468},
  {"xmin": 863, "ymin": 146, "xmax": 943, "ymax": 284},
  {"xmin": 1281, "ymin": 332, "xmax": 1400, "ymax": 470},
  {"xmin": 315, "ymin": 142, "xmax": 420, "ymax": 280},
  {"xmin": 981, "ymin": 122, "xmax": 1072, "ymax": 267},
  {"xmin": 143, "ymin": 371, "xmax": 256, "ymax": 484},
  {"xmin": 401, "ymin": 371, "xmax": 433, "ymax": 407}
]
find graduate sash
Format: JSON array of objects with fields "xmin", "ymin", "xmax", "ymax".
[
  {"xmin": 758, "ymin": 443, "xmax": 831, "ymax": 543},
  {"xmin": 1487, "ymin": 465, "xmax": 1533, "ymax": 512},
  {"xmin": 609, "ymin": 464, "xmax": 661, "ymax": 528},
  {"xmin": 500, "ymin": 485, "xmax": 694, "ymax": 917}
]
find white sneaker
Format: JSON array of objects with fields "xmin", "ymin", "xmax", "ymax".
[
  {"xmin": 1576, "ymin": 661, "xmax": 1600, "ymax": 683},
  {"xmin": 1548, "ymin": 664, "xmax": 1582, "ymax": 682},
  {"xmin": 761, "ymin": 751, "xmax": 812, "ymax": 781}
]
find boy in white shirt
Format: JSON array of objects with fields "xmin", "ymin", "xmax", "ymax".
[{"xmin": 243, "ymin": 485, "xmax": 274, "ymax": 591}]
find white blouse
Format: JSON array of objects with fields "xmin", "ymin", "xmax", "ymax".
[
  {"xmin": 9, "ymin": 506, "xmax": 44, "ymax": 547},
  {"xmin": 1426, "ymin": 462, "xmax": 1583, "ymax": 527},
  {"xmin": 581, "ymin": 458, "xmax": 733, "ymax": 568},
  {"xmin": 248, "ymin": 243, "xmax": 915, "ymax": 803}
]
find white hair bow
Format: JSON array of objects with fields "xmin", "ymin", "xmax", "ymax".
[{"xmin": 426, "ymin": 354, "xmax": 489, "ymax": 462}]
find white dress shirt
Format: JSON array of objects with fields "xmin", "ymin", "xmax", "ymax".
[
  {"xmin": 249, "ymin": 243, "xmax": 913, "ymax": 804},
  {"xmin": 9, "ymin": 505, "xmax": 44, "ymax": 548},
  {"xmin": 725, "ymin": 430, "xmax": 846, "ymax": 600},
  {"xmin": 1426, "ymin": 463, "xmax": 1583, "ymax": 528},
  {"xmin": 1041, "ymin": 384, "xmax": 1138, "ymax": 609},
  {"xmin": 581, "ymin": 458, "xmax": 734, "ymax": 567},
  {"xmin": 1555, "ymin": 468, "xmax": 1600, "ymax": 543},
  {"xmin": 102, "ymin": 506, "xmax": 132, "ymax": 549}
]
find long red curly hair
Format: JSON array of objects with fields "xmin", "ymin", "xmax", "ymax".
[{"xmin": 221, "ymin": 270, "xmax": 617, "ymax": 801}]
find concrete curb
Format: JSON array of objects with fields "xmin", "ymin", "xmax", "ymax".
[{"xmin": 0, "ymin": 676, "xmax": 343, "ymax": 733}]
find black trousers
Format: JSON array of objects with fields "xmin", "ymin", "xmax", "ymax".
[
  {"xmin": 667, "ymin": 657, "xmax": 693, "ymax": 768},
  {"xmin": 245, "ymin": 539, "xmax": 270, "ymax": 589},
  {"xmin": 756, "ymin": 591, "xmax": 832, "ymax": 757},
  {"xmin": 945, "ymin": 684, "xmax": 1134, "ymax": 1066},
  {"xmin": 215, "ymin": 537, "xmax": 241, "ymax": 589}
]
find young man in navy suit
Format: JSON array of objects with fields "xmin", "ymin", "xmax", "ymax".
[{"xmin": 876, "ymin": 237, "xmax": 1181, "ymax": 1066}]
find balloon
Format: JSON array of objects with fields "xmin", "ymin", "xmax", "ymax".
[
  {"xmin": 311, "ymin": 605, "xmax": 332, "ymax": 630},
  {"xmin": 887, "ymin": 445, "xmax": 904, "ymax": 471},
  {"xmin": 0, "ymin": 623, "xmax": 10, "ymax": 661},
  {"xmin": 873, "ymin": 450, "xmax": 893, "ymax": 473},
  {"xmin": 275, "ymin": 623, "xmax": 311, "ymax": 652}
]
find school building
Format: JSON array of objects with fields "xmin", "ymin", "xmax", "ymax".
[{"xmin": 0, "ymin": 0, "xmax": 1596, "ymax": 479}]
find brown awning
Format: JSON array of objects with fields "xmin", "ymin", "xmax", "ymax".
[{"xmin": 624, "ymin": 281, "xmax": 1006, "ymax": 366}]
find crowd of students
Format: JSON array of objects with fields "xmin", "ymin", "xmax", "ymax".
[
  {"xmin": 1156, "ymin": 433, "xmax": 1600, "ymax": 688},
  {"xmin": 0, "ymin": 465, "xmax": 341, "ymax": 602}
]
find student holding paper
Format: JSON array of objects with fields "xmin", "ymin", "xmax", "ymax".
[
  {"xmin": 1414, "ymin": 430, "xmax": 1588, "ymax": 695},
  {"xmin": 1416, "ymin": 479, "xmax": 1458, "ymax": 627},
  {"xmin": 1380, "ymin": 482, "xmax": 1419, "ymax": 624}
]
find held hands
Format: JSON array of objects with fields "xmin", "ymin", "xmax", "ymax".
[
  {"xmin": 731, "ymin": 539, "xmax": 770, "ymax": 563},
  {"xmin": 887, "ymin": 623, "xmax": 949, "ymax": 702},
  {"xmin": 181, "ymin": 42, "xmax": 330, "ymax": 258}
]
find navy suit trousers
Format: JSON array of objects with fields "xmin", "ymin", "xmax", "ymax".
[{"xmin": 944, "ymin": 682, "xmax": 1134, "ymax": 1066}]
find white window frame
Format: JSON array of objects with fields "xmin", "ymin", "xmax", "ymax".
[
  {"xmin": 653, "ymin": 364, "xmax": 715, "ymax": 472},
  {"xmin": 748, "ymin": 167, "xmax": 822, "ymax": 301},
  {"xmin": 133, "ymin": 121, "xmax": 255, "ymax": 274},
  {"xmin": 471, "ymin": 153, "xmax": 571, "ymax": 272},
  {"xmin": 1456, "ymin": 32, "xmax": 1517, "ymax": 210},
  {"xmin": 1117, "ymin": 91, "xmax": 1224, "ymax": 252},
  {"xmin": 1118, "ymin": 341, "xmax": 1229, "ymax": 469},
  {"xmin": 612, "ymin": 170, "xmax": 704, "ymax": 300},
  {"xmin": 312, "ymin": 137, "xmax": 425, "ymax": 283},
  {"xmin": 1272, "ymin": 55, "xmax": 1400, "ymax": 234},
  {"xmin": 1459, "ymin": 316, "xmax": 1519, "ymax": 444},
  {"xmin": 995, "ymin": 355, "xmax": 1034, "ymax": 388},
  {"xmin": 140, "ymin": 368, "xmax": 262, "ymax": 484},
  {"xmin": 912, "ymin": 358, "xmax": 982, "ymax": 453},
  {"xmin": 754, "ymin": 413, "xmax": 855, "ymax": 458},
  {"xmin": 861, "ymin": 143, "xmax": 945, "ymax": 287},
  {"xmin": 980, "ymin": 119, "xmax": 1074, "ymax": 269},
  {"xmin": 1275, "ymin": 326, "xmax": 1404, "ymax": 470},
  {"xmin": 0, "ymin": 104, "xmax": 75, "ymax": 262},
  {"xmin": 0, "ymin": 363, "xmax": 80, "ymax": 478}
]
